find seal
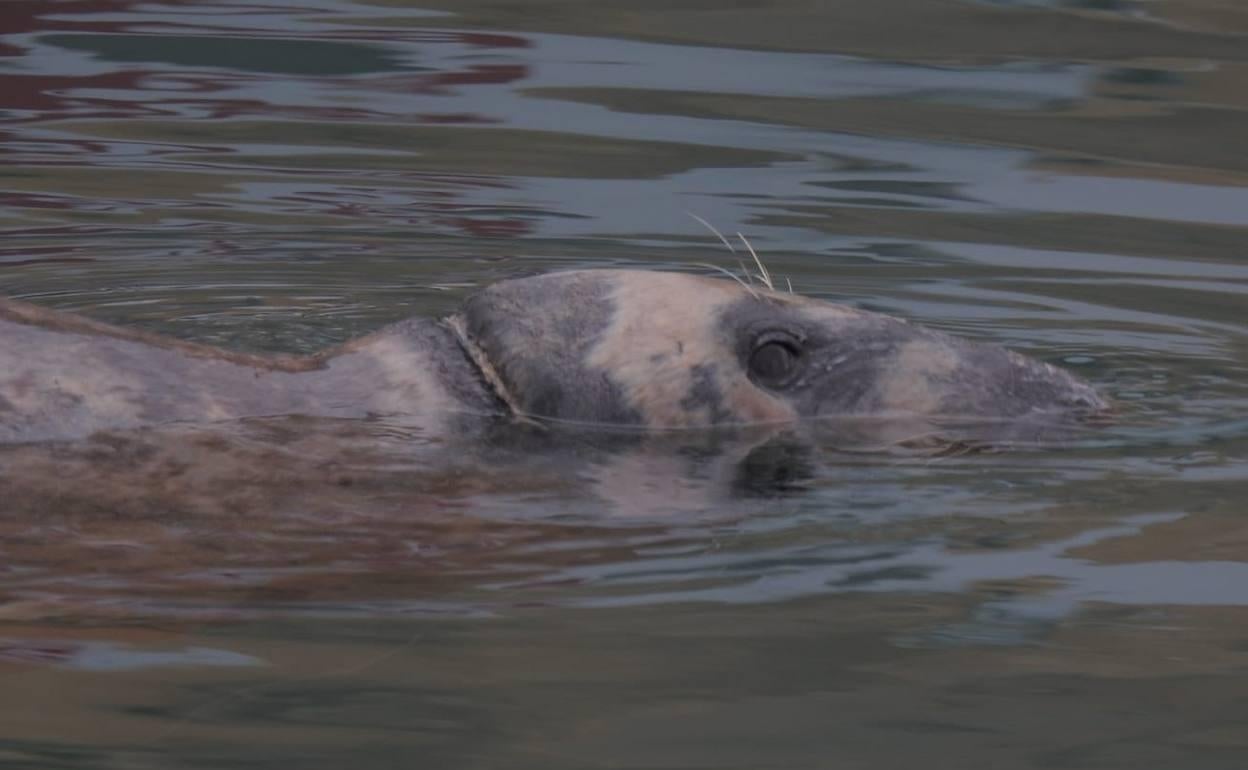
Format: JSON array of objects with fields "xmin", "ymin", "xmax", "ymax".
[{"xmin": 0, "ymin": 269, "xmax": 1108, "ymax": 444}]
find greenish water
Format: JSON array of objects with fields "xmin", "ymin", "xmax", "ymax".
[{"xmin": 1, "ymin": 0, "xmax": 1247, "ymax": 767}]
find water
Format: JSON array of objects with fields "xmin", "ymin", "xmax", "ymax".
[{"xmin": 2, "ymin": 0, "xmax": 1247, "ymax": 767}]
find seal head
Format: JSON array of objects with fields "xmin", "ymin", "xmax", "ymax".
[{"xmin": 456, "ymin": 269, "xmax": 1107, "ymax": 431}]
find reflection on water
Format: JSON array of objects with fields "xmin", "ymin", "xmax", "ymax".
[{"xmin": 2, "ymin": 0, "xmax": 1247, "ymax": 767}]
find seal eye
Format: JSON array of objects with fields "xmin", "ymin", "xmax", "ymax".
[{"xmin": 749, "ymin": 339, "xmax": 800, "ymax": 386}]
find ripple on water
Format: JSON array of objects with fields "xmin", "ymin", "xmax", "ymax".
[{"xmin": 1, "ymin": 1, "xmax": 1248, "ymax": 765}]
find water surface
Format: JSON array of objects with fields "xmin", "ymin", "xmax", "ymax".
[{"xmin": 2, "ymin": 1, "xmax": 1247, "ymax": 767}]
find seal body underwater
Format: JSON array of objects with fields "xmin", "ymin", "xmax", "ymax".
[{"xmin": 0, "ymin": 269, "xmax": 1108, "ymax": 445}]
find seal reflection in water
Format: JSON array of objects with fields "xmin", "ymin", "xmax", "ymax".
[{"xmin": 0, "ymin": 269, "xmax": 1107, "ymax": 446}]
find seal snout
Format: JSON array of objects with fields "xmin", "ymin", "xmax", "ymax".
[
  {"xmin": 1056, "ymin": 386, "xmax": 1110, "ymax": 414},
  {"xmin": 1053, "ymin": 382, "xmax": 1115, "ymax": 427},
  {"xmin": 942, "ymin": 345, "xmax": 1110, "ymax": 422}
]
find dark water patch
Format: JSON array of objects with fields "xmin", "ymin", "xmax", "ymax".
[
  {"xmin": 43, "ymin": 33, "xmax": 413, "ymax": 75},
  {"xmin": 374, "ymin": 0, "xmax": 1248, "ymax": 61},
  {"xmin": 533, "ymin": 86, "xmax": 1248, "ymax": 180}
]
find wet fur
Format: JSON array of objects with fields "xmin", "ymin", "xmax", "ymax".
[
  {"xmin": 0, "ymin": 298, "xmax": 495, "ymax": 443},
  {"xmin": 460, "ymin": 270, "xmax": 1103, "ymax": 429},
  {"xmin": 0, "ymin": 269, "xmax": 1105, "ymax": 443},
  {"xmin": 586, "ymin": 272, "xmax": 797, "ymax": 426}
]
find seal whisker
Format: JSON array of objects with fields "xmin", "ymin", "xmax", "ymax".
[
  {"xmin": 688, "ymin": 212, "xmax": 792, "ymax": 292},
  {"xmin": 687, "ymin": 212, "xmax": 737, "ymax": 255},
  {"xmin": 737, "ymin": 258, "xmax": 756, "ymax": 286},
  {"xmin": 735, "ymin": 232, "xmax": 774, "ymax": 292},
  {"xmin": 687, "ymin": 212, "xmax": 762, "ymax": 289}
]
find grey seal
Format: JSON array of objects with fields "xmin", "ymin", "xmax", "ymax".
[{"xmin": 0, "ymin": 269, "xmax": 1108, "ymax": 445}]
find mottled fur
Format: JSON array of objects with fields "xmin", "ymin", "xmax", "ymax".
[
  {"xmin": 584, "ymin": 271, "xmax": 796, "ymax": 426},
  {"xmin": 0, "ymin": 269, "xmax": 1106, "ymax": 444},
  {"xmin": 0, "ymin": 299, "xmax": 495, "ymax": 444},
  {"xmin": 462, "ymin": 270, "xmax": 1105, "ymax": 428}
]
